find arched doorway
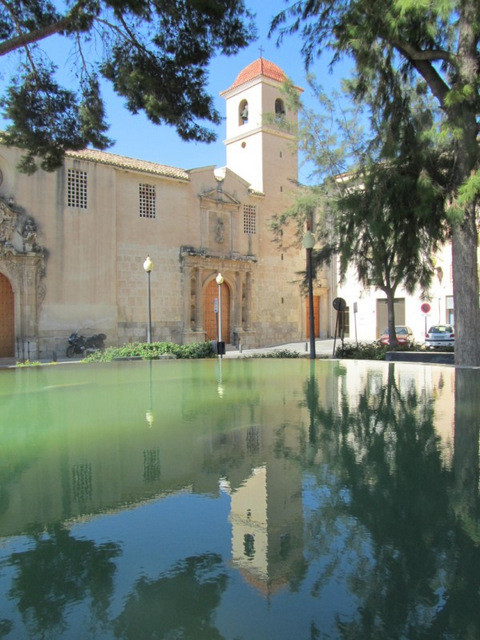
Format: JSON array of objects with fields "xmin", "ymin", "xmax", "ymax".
[
  {"xmin": 0, "ymin": 273, "xmax": 14, "ymax": 357},
  {"xmin": 204, "ymin": 279, "xmax": 231, "ymax": 342}
]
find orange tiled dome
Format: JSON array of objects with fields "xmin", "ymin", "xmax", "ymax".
[{"xmin": 228, "ymin": 58, "xmax": 287, "ymax": 90}]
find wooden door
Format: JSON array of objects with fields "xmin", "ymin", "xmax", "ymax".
[
  {"xmin": 0, "ymin": 273, "xmax": 14, "ymax": 357},
  {"xmin": 204, "ymin": 279, "xmax": 231, "ymax": 342}
]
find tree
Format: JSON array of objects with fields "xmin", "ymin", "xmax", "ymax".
[
  {"xmin": 304, "ymin": 364, "xmax": 480, "ymax": 639},
  {"xmin": 273, "ymin": 0, "xmax": 480, "ymax": 366},
  {"xmin": 272, "ymin": 77, "xmax": 449, "ymax": 347},
  {"xmin": 326, "ymin": 163, "xmax": 446, "ymax": 348},
  {"xmin": 0, "ymin": 0, "xmax": 255, "ymax": 173}
]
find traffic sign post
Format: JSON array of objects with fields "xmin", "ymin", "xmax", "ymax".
[
  {"xmin": 421, "ymin": 303, "xmax": 431, "ymax": 338},
  {"xmin": 332, "ymin": 297, "xmax": 347, "ymax": 356}
]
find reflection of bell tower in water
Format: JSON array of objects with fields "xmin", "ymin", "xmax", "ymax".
[
  {"xmin": 218, "ymin": 59, "xmax": 304, "ymax": 595},
  {"xmin": 220, "ymin": 430, "xmax": 305, "ymax": 596}
]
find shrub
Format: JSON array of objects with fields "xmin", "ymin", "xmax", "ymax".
[
  {"xmin": 16, "ymin": 359, "xmax": 45, "ymax": 367},
  {"xmin": 84, "ymin": 341, "xmax": 215, "ymax": 362},
  {"xmin": 335, "ymin": 341, "xmax": 389, "ymax": 360},
  {"xmin": 246, "ymin": 349, "xmax": 302, "ymax": 359},
  {"xmin": 335, "ymin": 341, "xmax": 427, "ymax": 360}
]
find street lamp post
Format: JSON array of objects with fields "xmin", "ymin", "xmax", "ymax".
[
  {"xmin": 303, "ymin": 231, "xmax": 316, "ymax": 360},
  {"xmin": 143, "ymin": 256, "xmax": 153, "ymax": 344},
  {"xmin": 216, "ymin": 273, "xmax": 224, "ymax": 357}
]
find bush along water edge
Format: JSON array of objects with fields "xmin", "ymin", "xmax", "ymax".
[{"xmin": 84, "ymin": 341, "xmax": 215, "ymax": 362}]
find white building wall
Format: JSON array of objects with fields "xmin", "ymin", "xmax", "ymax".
[{"xmin": 335, "ymin": 243, "xmax": 455, "ymax": 344}]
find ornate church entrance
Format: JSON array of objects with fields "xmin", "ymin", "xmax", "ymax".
[
  {"xmin": 204, "ymin": 278, "xmax": 231, "ymax": 342},
  {"xmin": 0, "ymin": 273, "xmax": 14, "ymax": 357}
]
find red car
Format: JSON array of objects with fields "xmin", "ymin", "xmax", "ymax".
[{"xmin": 379, "ymin": 326, "xmax": 414, "ymax": 346}]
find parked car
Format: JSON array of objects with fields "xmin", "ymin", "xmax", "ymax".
[
  {"xmin": 425, "ymin": 325, "xmax": 455, "ymax": 349},
  {"xmin": 379, "ymin": 326, "xmax": 414, "ymax": 346}
]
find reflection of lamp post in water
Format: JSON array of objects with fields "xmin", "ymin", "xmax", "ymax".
[
  {"xmin": 143, "ymin": 256, "xmax": 153, "ymax": 344},
  {"xmin": 146, "ymin": 359, "xmax": 154, "ymax": 427},
  {"xmin": 217, "ymin": 357, "xmax": 224, "ymax": 398},
  {"xmin": 216, "ymin": 273, "xmax": 225, "ymax": 357},
  {"xmin": 303, "ymin": 231, "xmax": 316, "ymax": 360},
  {"xmin": 307, "ymin": 360, "xmax": 318, "ymax": 463}
]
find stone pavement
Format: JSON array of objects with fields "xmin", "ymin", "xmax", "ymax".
[{"xmin": 223, "ymin": 339, "xmax": 337, "ymax": 358}]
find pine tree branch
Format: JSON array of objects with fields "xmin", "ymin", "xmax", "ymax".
[
  {"xmin": 0, "ymin": 16, "xmax": 71, "ymax": 56},
  {"xmin": 390, "ymin": 39, "xmax": 452, "ymax": 105}
]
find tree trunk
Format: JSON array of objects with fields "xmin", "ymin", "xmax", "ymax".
[
  {"xmin": 451, "ymin": 208, "xmax": 480, "ymax": 366},
  {"xmin": 450, "ymin": 0, "xmax": 480, "ymax": 366},
  {"xmin": 386, "ymin": 288, "xmax": 398, "ymax": 348},
  {"xmin": 453, "ymin": 368, "xmax": 480, "ymax": 522}
]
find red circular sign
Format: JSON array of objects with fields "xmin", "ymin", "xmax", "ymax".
[{"xmin": 421, "ymin": 303, "xmax": 431, "ymax": 314}]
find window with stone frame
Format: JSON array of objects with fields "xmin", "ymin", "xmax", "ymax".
[
  {"xmin": 139, "ymin": 183, "xmax": 156, "ymax": 219},
  {"xmin": 67, "ymin": 168, "xmax": 88, "ymax": 208},
  {"xmin": 243, "ymin": 204, "xmax": 257, "ymax": 234}
]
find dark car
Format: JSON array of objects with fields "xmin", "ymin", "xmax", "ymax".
[
  {"xmin": 379, "ymin": 326, "xmax": 414, "ymax": 346},
  {"xmin": 425, "ymin": 325, "xmax": 455, "ymax": 349}
]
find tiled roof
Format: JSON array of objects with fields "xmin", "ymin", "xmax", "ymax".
[
  {"xmin": 227, "ymin": 58, "xmax": 287, "ymax": 90},
  {"xmin": 66, "ymin": 148, "xmax": 190, "ymax": 181}
]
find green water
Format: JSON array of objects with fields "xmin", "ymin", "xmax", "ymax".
[{"xmin": 0, "ymin": 358, "xmax": 479, "ymax": 639}]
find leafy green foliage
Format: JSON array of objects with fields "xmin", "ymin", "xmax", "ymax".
[
  {"xmin": 15, "ymin": 359, "xmax": 45, "ymax": 366},
  {"xmin": 458, "ymin": 170, "xmax": 480, "ymax": 208},
  {"xmin": 335, "ymin": 342, "xmax": 390, "ymax": 360},
  {"xmin": 271, "ymin": 0, "xmax": 480, "ymax": 365},
  {"xmin": 272, "ymin": 73, "xmax": 450, "ymax": 349},
  {"xmin": 1, "ymin": 68, "xmax": 111, "ymax": 173},
  {"xmin": 244, "ymin": 349, "xmax": 302, "ymax": 359},
  {"xmin": 335, "ymin": 341, "xmax": 422, "ymax": 360},
  {"xmin": 84, "ymin": 340, "xmax": 215, "ymax": 362},
  {"xmin": 0, "ymin": 0, "xmax": 255, "ymax": 171}
]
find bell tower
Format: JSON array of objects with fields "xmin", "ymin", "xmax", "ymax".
[{"xmin": 220, "ymin": 58, "xmax": 301, "ymax": 194}]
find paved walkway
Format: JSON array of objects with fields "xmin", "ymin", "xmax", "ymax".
[{"xmin": 223, "ymin": 339, "xmax": 337, "ymax": 358}]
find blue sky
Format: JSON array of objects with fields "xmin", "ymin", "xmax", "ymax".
[
  {"xmin": 100, "ymin": 2, "xmax": 350, "ymax": 183},
  {"xmin": 1, "ymin": 2, "xmax": 351, "ymax": 184}
]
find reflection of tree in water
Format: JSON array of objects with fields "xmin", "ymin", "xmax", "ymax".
[
  {"xmin": 0, "ymin": 426, "xmax": 45, "ymax": 517},
  {"xmin": 304, "ymin": 364, "xmax": 480, "ymax": 640},
  {"xmin": 114, "ymin": 553, "xmax": 227, "ymax": 639},
  {"xmin": 8, "ymin": 523, "xmax": 120, "ymax": 639}
]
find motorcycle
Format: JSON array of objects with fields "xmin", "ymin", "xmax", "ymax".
[{"xmin": 66, "ymin": 331, "xmax": 107, "ymax": 357}]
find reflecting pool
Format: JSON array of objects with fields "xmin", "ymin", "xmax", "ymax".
[{"xmin": 0, "ymin": 358, "xmax": 479, "ymax": 639}]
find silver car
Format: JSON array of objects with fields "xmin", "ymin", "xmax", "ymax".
[{"xmin": 425, "ymin": 325, "xmax": 455, "ymax": 349}]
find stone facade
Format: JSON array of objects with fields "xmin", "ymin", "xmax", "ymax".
[{"xmin": 0, "ymin": 58, "xmax": 322, "ymax": 359}]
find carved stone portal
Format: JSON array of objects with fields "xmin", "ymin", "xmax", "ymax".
[{"xmin": 0, "ymin": 199, "xmax": 45, "ymax": 357}]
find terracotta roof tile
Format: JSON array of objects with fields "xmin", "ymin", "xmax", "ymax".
[
  {"xmin": 227, "ymin": 58, "xmax": 287, "ymax": 90},
  {"xmin": 66, "ymin": 148, "xmax": 189, "ymax": 181}
]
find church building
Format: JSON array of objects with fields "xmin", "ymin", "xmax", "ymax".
[{"xmin": 0, "ymin": 58, "xmax": 331, "ymax": 360}]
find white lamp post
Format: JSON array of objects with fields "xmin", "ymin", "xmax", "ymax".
[
  {"xmin": 216, "ymin": 273, "xmax": 224, "ymax": 357},
  {"xmin": 143, "ymin": 256, "xmax": 153, "ymax": 343},
  {"xmin": 303, "ymin": 231, "xmax": 316, "ymax": 360}
]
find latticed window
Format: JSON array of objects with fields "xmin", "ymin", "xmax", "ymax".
[
  {"xmin": 143, "ymin": 448, "xmax": 161, "ymax": 483},
  {"xmin": 67, "ymin": 169, "xmax": 88, "ymax": 208},
  {"xmin": 243, "ymin": 204, "xmax": 257, "ymax": 234},
  {"xmin": 71, "ymin": 463, "xmax": 92, "ymax": 501},
  {"xmin": 139, "ymin": 183, "xmax": 156, "ymax": 219}
]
